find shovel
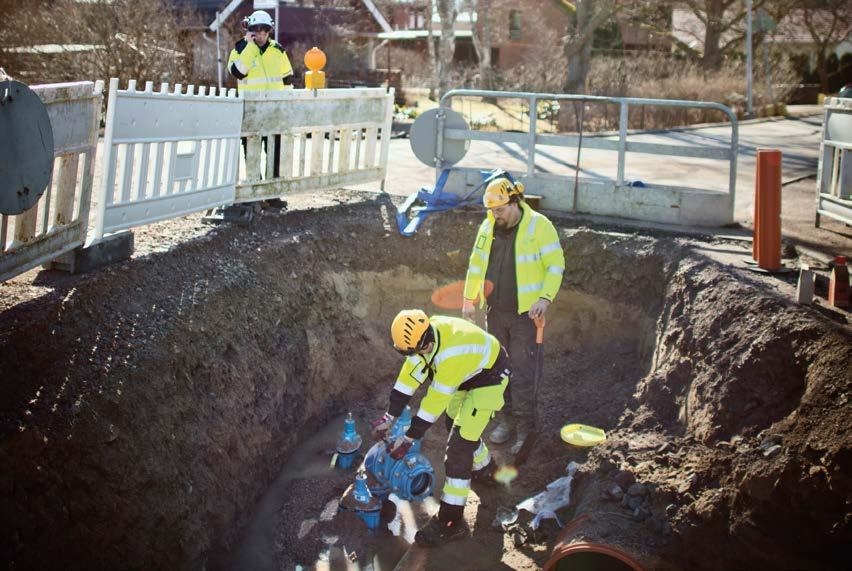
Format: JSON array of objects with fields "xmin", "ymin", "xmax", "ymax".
[{"xmin": 514, "ymin": 316, "xmax": 545, "ymax": 466}]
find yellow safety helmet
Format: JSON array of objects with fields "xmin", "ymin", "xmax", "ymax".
[
  {"xmin": 391, "ymin": 309, "xmax": 432, "ymax": 355},
  {"xmin": 483, "ymin": 177, "xmax": 524, "ymax": 209}
]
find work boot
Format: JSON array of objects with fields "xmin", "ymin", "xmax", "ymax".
[
  {"xmin": 414, "ymin": 516, "xmax": 470, "ymax": 547},
  {"xmin": 489, "ymin": 420, "xmax": 512, "ymax": 445},
  {"xmin": 511, "ymin": 429, "xmax": 538, "ymax": 466}
]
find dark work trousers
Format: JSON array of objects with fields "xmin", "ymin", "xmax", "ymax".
[
  {"xmin": 486, "ymin": 308, "xmax": 537, "ymax": 430},
  {"xmin": 241, "ymin": 135, "xmax": 282, "ymax": 178}
]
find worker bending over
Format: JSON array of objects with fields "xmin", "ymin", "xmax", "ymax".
[{"xmin": 372, "ymin": 310, "xmax": 510, "ymax": 547}]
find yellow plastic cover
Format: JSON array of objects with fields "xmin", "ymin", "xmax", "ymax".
[{"xmin": 560, "ymin": 423, "xmax": 607, "ymax": 447}]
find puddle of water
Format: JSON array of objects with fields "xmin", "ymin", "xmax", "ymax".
[{"xmin": 225, "ymin": 413, "xmax": 355, "ymax": 571}]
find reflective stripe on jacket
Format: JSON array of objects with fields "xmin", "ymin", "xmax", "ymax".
[
  {"xmin": 392, "ymin": 316, "xmax": 502, "ymax": 431},
  {"xmin": 227, "ymin": 39, "xmax": 293, "ymax": 92},
  {"xmin": 463, "ymin": 201, "xmax": 565, "ymax": 314}
]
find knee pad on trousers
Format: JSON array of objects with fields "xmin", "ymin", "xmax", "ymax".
[{"xmin": 445, "ymin": 428, "xmax": 479, "ymax": 478}]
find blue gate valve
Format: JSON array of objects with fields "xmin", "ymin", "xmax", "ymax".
[
  {"xmin": 339, "ymin": 468, "xmax": 383, "ymax": 530},
  {"xmin": 335, "ymin": 412, "xmax": 362, "ymax": 469},
  {"xmin": 363, "ymin": 406, "xmax": 434, "ymax": 502}
]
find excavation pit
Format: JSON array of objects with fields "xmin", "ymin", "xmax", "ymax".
[{"xmin": 0, "ymin": 193, "xmax": 848, "ymax": 570}]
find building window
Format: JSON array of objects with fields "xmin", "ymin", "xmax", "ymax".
[{"xmin": 509, "ymin": 10, "xmax": 521, "ymax": 40}]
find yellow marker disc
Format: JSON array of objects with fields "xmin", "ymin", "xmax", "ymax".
[
  {"xmin": 494, "ymin": 465, "xmax": 519, "ymax": 485},
  {"xmin": 560, "ymin": 423, "xmax": 607, "ymax": 447}
]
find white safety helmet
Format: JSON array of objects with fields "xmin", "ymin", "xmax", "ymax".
[{"xmin": 246, "ymin": 10, "xmax": 274, "ymax": 29}]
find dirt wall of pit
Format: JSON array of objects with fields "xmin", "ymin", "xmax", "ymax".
[
  {"xmin": 1, "ymin": 197, "xmax": 849, "ymax": 570},
  {"xmin": 0, "ymin": 202, "xmax": 469, "ymax": 570}
]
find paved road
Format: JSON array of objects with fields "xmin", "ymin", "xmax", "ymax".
[{"xmin": 359, "ymin": 114, "xmax": 824, "ymax": 225}]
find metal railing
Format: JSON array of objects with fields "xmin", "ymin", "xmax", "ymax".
[
  {"xmin": 437, "ymin": 89, "xmax": 739, "ymax": 224},
  {"xmin": 816, "ymin": 97, "xmax": 851, "ymax": 227}
]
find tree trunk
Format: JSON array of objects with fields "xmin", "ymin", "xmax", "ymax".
[
  {"xmin": 426, "ymin": 0, "xmax": 438, "ymax": 99},
  {"xmin": 815, "ymin": 47, "xmax": 829, "ymax": 93},
  {"xmin": 436, "ymin": 0, "xmax": 457, "ymax": 97},
  {"xmin": 474, "ymin": 0, "xmax": 493, "ymax": 89},
  {"xmin": 702, "ymin": 0, "xmax": 725, "ymax": 70}
]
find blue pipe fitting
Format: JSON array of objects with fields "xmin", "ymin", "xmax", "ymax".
[
  {"xmin": 335, "ymin": 412, "xmax": 362, "ymax": 469},
  {"xmin": 387, "ymin": 406, "xmax": 412, "ymax": 441},
  {"xmin": 363, "ymin": 407, "xmax": 434, "ymax": 502},
  {"xmin": 342, "ymin": 469, "xmax": 382, "ymax": 530}
]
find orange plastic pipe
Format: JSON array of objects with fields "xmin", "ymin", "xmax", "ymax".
[
  {"xmin": 755, "ymin": 149, "xmax": 782, "ymax": 270},
  {"xmin": 752, "ymin": 150, "xmax": 762, "ymax": 260},
  {"xmin": 543, "ymin": 515, "xmax": 646, "ymax": 571}
]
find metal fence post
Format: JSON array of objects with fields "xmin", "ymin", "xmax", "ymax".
[
  {"xmin": 527, "ymin": 95, "xmax": 537, "ymax": 176},
  {"xmin": 617, "ymin": 101, "xmax": 628, "ymax": 187}
]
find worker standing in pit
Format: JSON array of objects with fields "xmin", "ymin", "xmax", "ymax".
[
  {"xmin": 462, "ymin": 169, "xmax": 565, "ymax": 460},
  {"xmin": 372, "ymin": 310, "xmax": 510, "ymax": 547},
  {"xmin": 227, "ymin": 9, "xmax": 294, "ymax": 204}
]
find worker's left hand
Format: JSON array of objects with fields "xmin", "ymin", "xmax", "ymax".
[
  {"xmin": 529, "ymin": 299, "xmax": 550, "ymax": 320},
  {"xmin": 388, "ymin": 435, "xmax": 415, "ymax": 459},
  {"xmin": 370, "ymin": 413, "xmax": 395, "ymax": 440}
]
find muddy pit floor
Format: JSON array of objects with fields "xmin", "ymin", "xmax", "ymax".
[{"xmin": 0, "ymin": 191, "xmax": 849, "ymax": 571}]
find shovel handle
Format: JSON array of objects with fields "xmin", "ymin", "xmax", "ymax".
[{"xmin": 534, "ymin": 315, "xmax": 545, "ymax": 344}]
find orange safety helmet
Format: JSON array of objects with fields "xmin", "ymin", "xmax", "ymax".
[
  {"xmin": 391, "ymin": 309, "xmax": 432, "ymax": 355},
  {"xmin": 483, "ymin": 176, "xmax": 524, "ymax": 209}
]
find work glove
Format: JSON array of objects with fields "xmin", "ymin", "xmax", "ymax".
[
  {"xmin": 388, "ymin": 435, "xmax": 415, "ymax": 460},
  {"xmin": 528, "ymin": 299, "xmax": 550, "ymax": 320},
  {"xmin": 370, "ymin": 412, "xmax": 395, "ymax": 441}
]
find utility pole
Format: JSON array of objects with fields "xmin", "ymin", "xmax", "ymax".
[{"xmin": 746, "ymin": 0, "xmax": 753, "ymax": 117}]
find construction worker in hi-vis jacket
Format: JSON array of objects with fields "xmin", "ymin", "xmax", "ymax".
[
  {"xmin": 371, "ymin": 310, "xmax": 511, "ymax": 547},
  {"xmin": 227, "ymin": 10, "xmax": 294, "ymax": 92},
  {"xmin": 462, "ymin": 169, "xmax": 565, "ymax": 461},
  {"xmin": 226, "ymin": 9, "xmax": 293, "ymax": 200}
]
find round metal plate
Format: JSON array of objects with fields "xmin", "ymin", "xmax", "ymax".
[
  {"xmin": 0, "ymin": 80, "xmax": 54, "ymax": 216},
  {"xmin": 409, "ymin": 107, "xmax": 470, "ymax": 167}
]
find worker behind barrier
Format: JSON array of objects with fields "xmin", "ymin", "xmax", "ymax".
[
  {"xmin": 371, "ymin": 310, "xmax": 510, "ymax": 547},
  {"xmin": 227, "ymin": 10, "xmax": 294, "ymax": 205},
  {"xmin": 462, "ymin": 169, "xmax": 565, "ymax": 460}
]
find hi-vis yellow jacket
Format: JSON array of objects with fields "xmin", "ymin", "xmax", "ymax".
[
  {"xmin": 388, "ymin": 316, "xmax": 506, "ymax": 438},
  {"xmin": 464, "ymin": 201, "xmax": 565, "ymax": 313},
  {"xmin": 227, "ymin": 39, "xmax": 293, "ymax": 92}
]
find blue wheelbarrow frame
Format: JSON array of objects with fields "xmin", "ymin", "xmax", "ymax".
[{"xmin": 395, "ymin": 168, "xmax": 519, "ymax": 237}]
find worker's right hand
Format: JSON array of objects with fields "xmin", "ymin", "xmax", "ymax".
[
  {"xmin": 462, "ymin": 299, "xmax": 476, "ymax": 322},
  {"xmin": 244, "ymin": 32, "xmax": 256, "ymax": 44},
  {"xmin": 370, "ymin": 412, "xmax": 395, "ymax": 441}
]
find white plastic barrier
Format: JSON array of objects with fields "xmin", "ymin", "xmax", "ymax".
[
  {"xmin": 92, "ymin": 78, "xmax": 243, "ymax": 240},
  {"xmin": 3, "ymin": 79, "xmax": 395, "ymax": 281},
  {"xmin": 0, "ymin": 81, "xmax": 103, "ymax": 282},
  {"xmin": 236, "ymin": 87, "xmax": 394, "ymax": 202},
  {"xmin": 816, "ymin": 97, "xmax": 852, "ymax": 226}
]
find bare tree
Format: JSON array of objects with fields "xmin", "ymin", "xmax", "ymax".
[
  {"xmin": 0, "ymin": 0, "xmax": 197, "ymax": 85},
  {"xmin": 435, "ymin": 0, "xmax": 459, "ymax": 96},
  {"xmin": 463, "ymin": 0, "xmax": 494, "ymax": 89},
  {"xmin": 788, "ymin": 0, "xmax": 851, "ymax": 92},
  {"xmin": 562, "ymin": 0, "xmax": 619, "ymax": 94}
]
